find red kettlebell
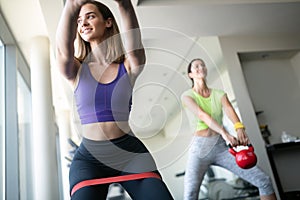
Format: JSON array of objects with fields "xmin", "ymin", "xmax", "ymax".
[{"xmin": 228, "ymin": 144, "xmax": 257, "ymax": 169}]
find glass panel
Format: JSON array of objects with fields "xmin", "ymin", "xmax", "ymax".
[
  {"xmin": 17, "ymin": 71, "xmax": 33, "ymax": 199},
  {"xmin": 0, "ymin": 39, "xmax": 5, "ymax": 199}
]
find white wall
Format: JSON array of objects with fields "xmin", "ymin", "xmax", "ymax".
[
  {"xmin": 219, "ymin": 34, "xmax": 300, "ymax": 199},
  {"xmin": 242, "ymin": 58, "xmax": 300, "ymax": 143}
]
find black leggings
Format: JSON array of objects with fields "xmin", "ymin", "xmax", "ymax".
[{"xmin": 69, "ymin": 134, "xmax": 173, "ymax": 200}]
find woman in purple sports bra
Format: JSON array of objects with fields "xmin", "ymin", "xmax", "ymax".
[{"xmin": 56, "ymin": 0, "xmax": 173, "ymax": 199}]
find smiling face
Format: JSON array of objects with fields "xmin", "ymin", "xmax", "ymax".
[
  {"xmin": 77, "ymin": 3, "xmax": 112, "ymax": 45},
  {"xmin": 188, "ymin": 59, "xmax": 208, "ymax": 81}
]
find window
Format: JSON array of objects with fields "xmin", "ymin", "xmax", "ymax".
[
  {"xmin": 0, "ymin": 36, "xmax": 33, "ymax": 200},
  {"xmin": 1, "ymin": 10, "xmax": 33, "ymax": 199},
  {"xmin": 18, "ymin": 71, "xmax": 33, "ymax": 199},
  {"xmin": 0, "ymin": 38, "xmax": 4, "ymax": 200}
]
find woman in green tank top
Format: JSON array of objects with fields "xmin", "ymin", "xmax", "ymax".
[{"xmin": 181, "ymin": 58, "xmax": 277, "ymax": 200}]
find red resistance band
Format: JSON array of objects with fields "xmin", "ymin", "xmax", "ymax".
[{"xmin": 71, "ymin": 172, "xmax": 161, "ymax": 196}]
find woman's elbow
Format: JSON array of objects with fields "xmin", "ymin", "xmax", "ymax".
[{"xmin": 197, "ymin": 112, "xmax": 210, "ymax": 123}]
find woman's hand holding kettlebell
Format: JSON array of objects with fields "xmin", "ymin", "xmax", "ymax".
[
  {"xmin": 221, "ymin": 131, "xmax": 239, "ymax": 147},
  {"xmin": 236, "ymin": 128, "xmax": 250, "ymax": 146}
]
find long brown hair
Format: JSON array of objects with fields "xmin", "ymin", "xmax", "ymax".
[{"xmin": 74, "ymin": 1, "xmax": 125, "ymax": 64}]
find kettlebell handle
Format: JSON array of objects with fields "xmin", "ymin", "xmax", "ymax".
[
  {"xmin": 228, "ymin": 143, "xmax": 254, "ymax": 156},
  {"xmin": 228, "ymin": 143, "xmax": 253, "ymax": 149}
]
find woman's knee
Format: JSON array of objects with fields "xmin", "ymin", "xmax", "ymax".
[{"xmin": 257, "ymin": 175, "xmax": 274, "ymax": 196}]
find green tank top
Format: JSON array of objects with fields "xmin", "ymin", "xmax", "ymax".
[{"xmin": 182, "ymin": 88, "xmax": 225, "ymax": 131}]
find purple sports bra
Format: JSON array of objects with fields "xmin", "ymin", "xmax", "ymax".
[{"xmin": 74, "ymin": 62, "xmax": 132, "ymax": 124}]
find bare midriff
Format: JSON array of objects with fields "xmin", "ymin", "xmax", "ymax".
[
  {"xmin": 194, "ymin": 128, "xmax": 219, "ymax": 137},
  {"xmin": 82, "ymin": 121, "xmax": 131, "ymax": 141}
]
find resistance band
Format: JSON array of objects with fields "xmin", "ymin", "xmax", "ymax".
[{"xmin": 71, "ymin": 172, "xmax": 161, "ymax": 196}]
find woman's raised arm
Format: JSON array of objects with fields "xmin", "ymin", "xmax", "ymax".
[
  {"xmin": 56, "ymin": 0, "xmax": 89, "ymax": 82},
  {"xmin": 115, "ymin": 0, "xmax": 145, "ymax": 78}
]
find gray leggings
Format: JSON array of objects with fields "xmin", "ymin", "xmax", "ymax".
[{"xmin": 184, "ymin": 135, "xmax": 274, "ymax": 200}]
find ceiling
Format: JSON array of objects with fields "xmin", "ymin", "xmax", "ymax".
[
  {"xmin": 1, "ymin": 0, "xmax": 300, "ymax": 57},
  {"xmin": 1, "ymin": 0, "xmax": 300, "ymax": 135}
]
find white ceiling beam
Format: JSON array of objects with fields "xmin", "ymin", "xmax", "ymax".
[{"xmin": 137, "ymin": 0, "xmax": 300, "ymax": 6}]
